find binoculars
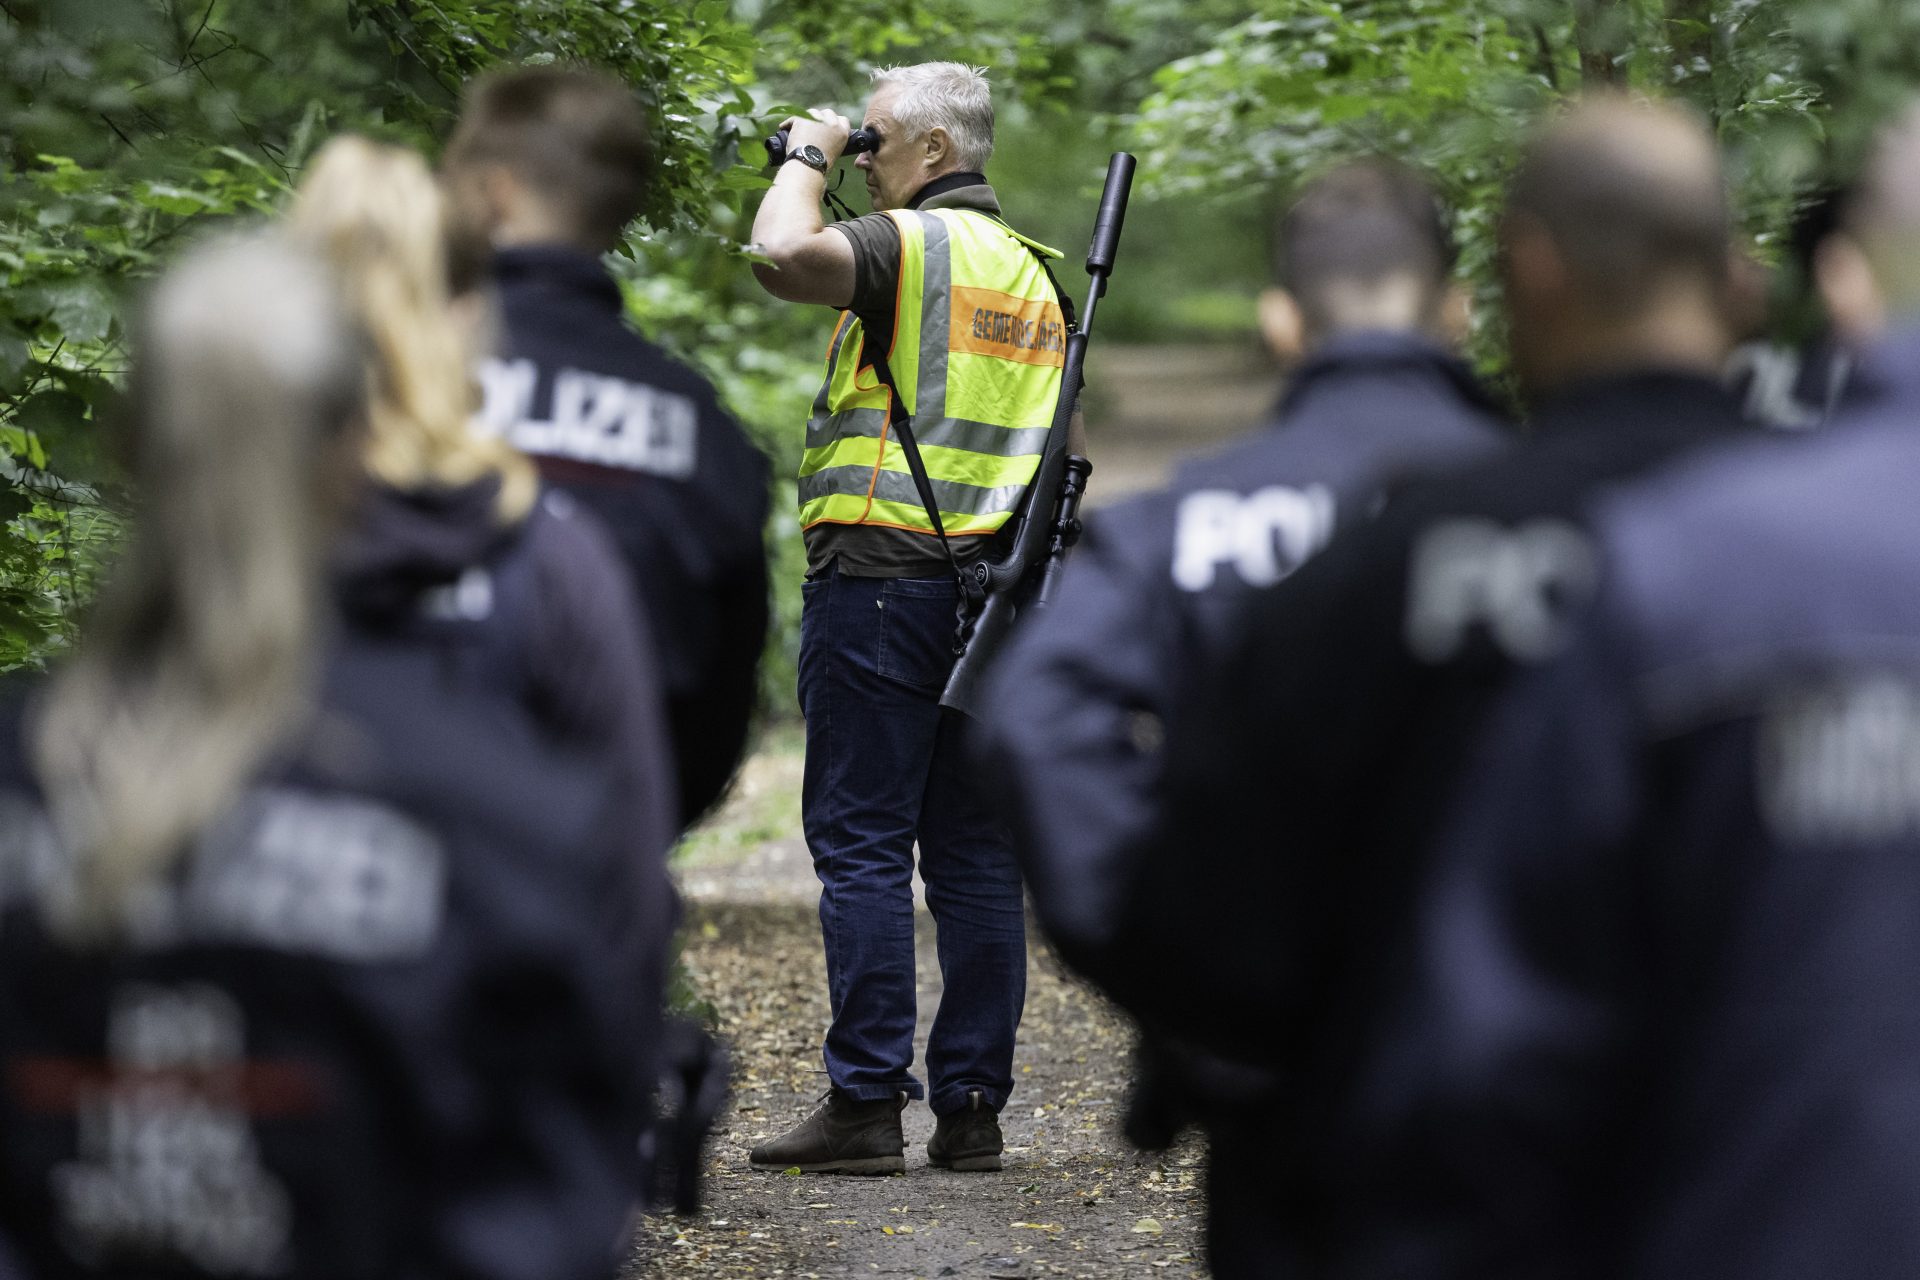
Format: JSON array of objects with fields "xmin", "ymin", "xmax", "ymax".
[{"xmin": 765, "ymin": 125, "xmax": 878, "ymax": 167}]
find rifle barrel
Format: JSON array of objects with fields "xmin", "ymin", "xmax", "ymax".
[{"xmin": 939, "ymin": 153, "xmax": 1135, "ymax": 716}]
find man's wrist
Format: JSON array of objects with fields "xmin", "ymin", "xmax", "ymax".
[
  {"xmin": 786, "ymin": 121, "xmax": 847, "ymax": 161},
  {"xmin": 773, "ymin": 160, "xmax": 828, "ymax": 186},
  {"xmin": 783, "ymin": 143, "xmax": 831, "ymax": 174}
]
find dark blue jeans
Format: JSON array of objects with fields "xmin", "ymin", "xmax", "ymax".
[{"xmin": 798, "ymin": 561, "xmax": 1027, "ymax": 1116}]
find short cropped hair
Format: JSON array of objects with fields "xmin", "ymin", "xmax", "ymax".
[
  {"xmin": 1505, "ymin": 95, "xmax": 1728, "ymax": 318},
  {"xmin": 443, "ymin": 65, "xmax": 655, "ymax": 253},
  {"xmin": 1276, "ymin": 159, "xmax": 1456, "ymax": 332},
  {"xmin": 872, "ymin": 62, "xmax": 994, "ymax": 171}
]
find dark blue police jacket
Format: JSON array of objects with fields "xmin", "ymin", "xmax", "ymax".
[
  {"xmin": 1321, "ymin": 326, "xmax": 1920, "ymax": 1279},
  {"xmin": 479, "ymin": 245, "xmax": 770, "ymax": 825},
  {"xmin": 1147, "ymin": 368, "xmax": 1757, "ymax": 1276},
  {"xmin": 975, "ymin": 331, "xmax": 1507, "ymax": 991},
  {"xmin": 0, "ymin": 499, "xmax": 676, "ymax": 1279}
]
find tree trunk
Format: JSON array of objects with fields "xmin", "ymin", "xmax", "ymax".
[{"xmin": 1576, "ymin": 0, "xmax": 1624, "ymax": 86}]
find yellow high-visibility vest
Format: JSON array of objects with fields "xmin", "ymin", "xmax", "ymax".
[{"xmin": 798, "ymin": 208, "xmax": 1067, "ymax": 538}]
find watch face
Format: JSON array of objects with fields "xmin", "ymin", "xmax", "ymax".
[{"xmin": 796, "ymin": 145, "xmax": 828, "ymax": 170}]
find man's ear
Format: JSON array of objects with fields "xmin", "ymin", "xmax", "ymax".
[
  {"xmin": 1815, "ymin": 232, "xmax": 1886, "ymax": 344},
  {"xmin": 1500, "ymin": 218, "xmax": 1567, "ymax": 313},
  {"xmin": 479, "ymin": 166, "xmax": 523, "ymax": 240},
  {"xmin": 1435, "ymin": 282, "xmax": 1473, "ymax": 349},
  {"xmin": 923, "ymin": 125, "xmax": 950, "ymax": 168},
  {"xmin": 1258, "ymin": 287, "xmax": 1305, "ymax": 362}
]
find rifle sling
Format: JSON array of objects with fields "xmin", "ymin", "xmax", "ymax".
[
  {"xmin": 863, "ymin": 342, "xmax": 974, "ymax": 599},
  {"xmin": 856, "ymin": 235, "xmax": 1076, "ymax": 624}
]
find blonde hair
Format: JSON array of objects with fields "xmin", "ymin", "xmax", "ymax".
[
  {"xmin": 289, "ymin": 136, "xmax": 536, "ymax": 522},
  {"xmin": 32, "ymin": 232, "xmax": 365, "ymax": 938}
]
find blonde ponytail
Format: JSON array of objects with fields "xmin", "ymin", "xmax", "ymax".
[{"xmin": 290, "ymin": 136, "xmax": 537, "ymax": 523}]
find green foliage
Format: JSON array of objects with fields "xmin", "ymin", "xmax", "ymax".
[
  {"xmin": 1126, "ymin": 0, "xmax": 1862, "ymax": 366},
  {"xmin": 8, "ymin": 0, "xmax": 1920, "ymax": 691},
  {"xmin": 346, "ymin": 0, "xmax": 764, "ymax": 226},
  {"xmin": 1, "ymin": 0, "xmax": 366, "ymax": 664},
  {"xmin": 0, "ymin": 0, "xmax": 792, "ymax": 674}
]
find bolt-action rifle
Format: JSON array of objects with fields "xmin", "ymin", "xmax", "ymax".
[{"xmin": 938, "ymin": 152, "xmax": 1135, "ymax": 715}]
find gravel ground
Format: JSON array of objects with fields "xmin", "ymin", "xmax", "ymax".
[{"xmin": 626, "ymin": 747, "xmax": 1211, "ymax": 1280}]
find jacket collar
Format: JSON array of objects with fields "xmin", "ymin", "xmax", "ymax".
[
  {"xmin": 1843, "ymin": 322, "xmax": 1920, "ymax": 407},
  {"xmin": 1276, "ymin": 330, "xmax": 1505, "ymax": 423},
  {"xmin": 907, "ymin": 171, "xmax": 997, "ymax": 213},
  {"xmin": 1528, "ymin": 367, "xmax": 1747, "ymax": 437},
  {"xmin": 489, "ymin": 244, "xmax": 623, "ymax": 315},
  {"xmin": 332, "ymin": 480, "xmax": 515, "ymax": 623}
]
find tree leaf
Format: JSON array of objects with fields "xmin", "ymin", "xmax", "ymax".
[{"xmin": 41, "ymin": 280, "xmax": 115, "ymax": 346}]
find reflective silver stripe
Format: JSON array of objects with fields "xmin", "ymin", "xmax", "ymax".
[
  {"xmin": 807, "ymin": 407, "xmax": 1049, "ymax": 456},
  {"xmin": 807, "ymin": 317, "xmax": 857, "ymax": 442},
  {"xmin": 914, "ymin": 211, "xmax": 952, "ymax": 422},
  {"xmin": 799, "ymin": 464, "xmax": 1032, "ymax": 517}
]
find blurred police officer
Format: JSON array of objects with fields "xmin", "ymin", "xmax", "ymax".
[
  {"xmin": 445, "ymin": 66, "xmax": 771, "ymax": 827},
  {"xmin": 746, "ymin": 63, "xmax": 1070, "ymax": 1174},
  {"xmin": 0, "ymin": 234, "xmax": 675, "ymax": 1280},
  {"xmin": 1726, "ymin": 187, "xmax": 1858, "ymax": 428},
  {"xmin": 1088, "ymin": 96, "xmax": 1755, "ymax": 1273},
  {"xmin": 1247, "ymin": 101, "xmax": 1920, "ymax": 1277},
  {"xmin": 972, "ymin": 158, "xmax": 1507, "ymax": 1272}
]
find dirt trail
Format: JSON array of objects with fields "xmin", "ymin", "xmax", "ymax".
[
  {"xmin": 626, "ymin": 341, "xmax": 1259, "ymax": 1277},
  {"xmin": 627, "ymin": 745, "xmax": 1211, "ymax": 1279},
  {"xmin": 1078, "ymin": 342, "xmax": 1276, "ymax": 504}
]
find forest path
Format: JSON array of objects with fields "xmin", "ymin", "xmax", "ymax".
[
  {"xmin": 627, "ymin": 741, "xmax": 1211, "ymax": 1279},
  {"xmin": 1078, "ymin": 342, "xmax": 1276, "ymax": 504}
]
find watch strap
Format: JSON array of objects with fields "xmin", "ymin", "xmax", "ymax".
[{"xmin": 784, "ymin": 145, "xmax": 829, "ymax": 173}]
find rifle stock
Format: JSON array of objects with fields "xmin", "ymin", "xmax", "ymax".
[{"xmin": 941, "ymin": 153, "xmax": 1134, "ymax": 715}]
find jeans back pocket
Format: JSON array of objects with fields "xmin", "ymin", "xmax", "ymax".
[{"xmin": 875, "ymin": 576, "xmax": 959, "ymax": 691}]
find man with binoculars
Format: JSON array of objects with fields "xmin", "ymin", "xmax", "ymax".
[{"xmin": 747, "ymin": 62, "xmax": 1068, "ymax": 1175}]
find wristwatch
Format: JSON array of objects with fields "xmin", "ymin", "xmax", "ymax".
[{"xmin": 785, "ymin": 144, "xmax": 830, "ymax": 173}]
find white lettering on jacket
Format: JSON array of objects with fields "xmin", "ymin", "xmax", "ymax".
[
  {"xmin": 0, "ymin": 789, "xmax": 445, "ymax": 962},
  {"xmin": 1761, "ymin": 678, "xmax": 1920, "ymax": 842},
  {"xmin": 52, "ymin": 985, "xmax": 292, "ymax": 1276},
  {"xmin": 1403, "ymin": 517, "xmax": 1597, "ymax": 663},
  {"xmin": 476, "ymin": 357, "xmax": 698, "ymax": 478},
  {"xmin": 1171, "ymin": 484, "xmax": 1337, "ymax": 591}
]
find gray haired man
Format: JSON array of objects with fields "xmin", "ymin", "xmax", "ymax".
[{"xmin": 747, "ymin": 63, "xmax": 1069, "ymax": 1174}]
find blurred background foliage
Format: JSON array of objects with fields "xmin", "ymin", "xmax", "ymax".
[{"xmin": 1, "ymin": 0, "xmax": 1913, "ymax": 700}]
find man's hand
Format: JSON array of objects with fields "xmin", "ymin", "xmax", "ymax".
[
  {"xmin": 780, "ymin": 109, "xmax": 854, "ymax": 165},
  {"xmin": 750, "ymin": 105, "xmax": 860, "ymax": 308}
]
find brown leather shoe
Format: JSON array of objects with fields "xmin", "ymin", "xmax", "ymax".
[
  {"xmin": 927, "ymin": 1090, "xmax": 1004, "ymax": 1172},
  {"xmin": 749, "ymin": 1089, "xmax": 907, "ymax": 1175}
]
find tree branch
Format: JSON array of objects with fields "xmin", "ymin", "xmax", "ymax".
[
  {"xmin": 99, "ymin": 113, "xmax": 138, "ymax": 152},
  {"xmin": 187, "ymin": 0, "xmax": 215, "ymax": 51},
  {"xmin": 1531, "ymin": 23, "xmax": 1561, "ymax": 92}
]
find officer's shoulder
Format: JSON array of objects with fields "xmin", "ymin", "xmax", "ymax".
[
  {"xmin": 1377, "ymin": 429, "xmax": 1606, "ymax": 528},
  {"xmin": 1600, "ymin": 421, "xmax": 1917, "ymax": 658},
  {"xmin": 612, "ymin": 328, "xmax": 722, "ymax": 399},
  {"xmin": 1167, "ymin": 429, "xmax": 1284, "ymax": 494},
  {"xmin": 1081, "ymin": 485, "xmax": 1185, "ymax": 550},
  {"xmin": 504, "ymin": 285, "xmax": 732, "ymax": 418},
  {"xmin": 528, "ymin": 488, "xmax": 623, "ymax": 544},
  {"xmin": 617, "ymin": 332, "xmax": 766, "ymax": 460}
]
